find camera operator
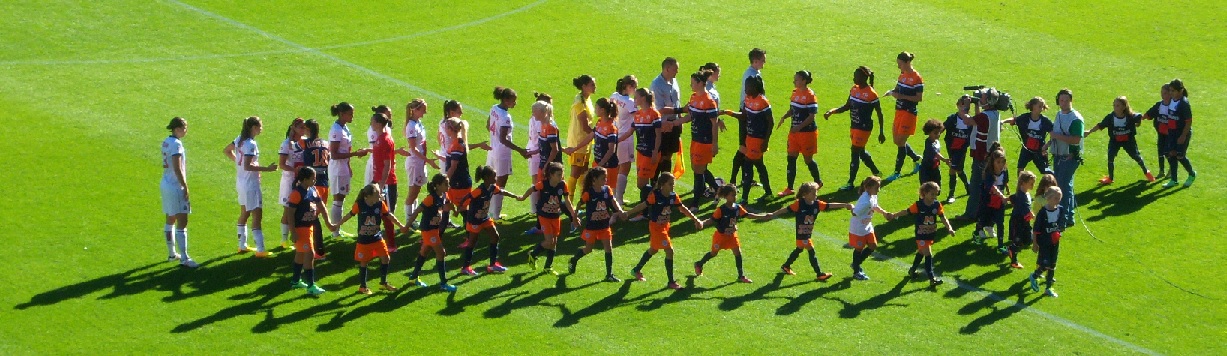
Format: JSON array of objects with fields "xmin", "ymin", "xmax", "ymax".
[{"xmin": 956, "ymin": 93, "xmax": 992, "ymax": 220}]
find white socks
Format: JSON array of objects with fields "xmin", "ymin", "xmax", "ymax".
[
  {"xmin": 253, "ymin": 229, "xmax": 266, "ymax": 252},
  {"xmin": 165, "ymin": 224, "xmax": 176, "ymax": 256},
  {"xmin": 529, "ymin": 191, "xmax": 539, "ymax": 214},
  {"xmin": 490, "ymin": 195, "xmax": 504, "ymax": 220},
  {"xmin": 405, "ymin": 201, "xmax": 417, "ymax": 224},
  {"xmin": 175, "ymin": 229, "xmax": 189, "ymax": 260},
  {"xmin": 615, "ymin": 174, "xmax": 628, "ymax": 202},
  {"xmin": 330, "ymin": 201, "xmax": 343, "ymax": 225},
  {"xmin": 982, "ymin": 226, "xmax": 997, "ymax": 239},
  {"xmin": 280, "ymin": 223, "xmax": 289, "ymax": 239},
  {"xmin": 237, "ymin": 224, "xmax": 248, "ymax": 249}
]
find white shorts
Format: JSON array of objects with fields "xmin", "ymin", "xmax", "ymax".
[
  {"xmin": 486, "ymin": 149, "xmax": 513, "ymax": 176},
  {"xmin": 405, "ymin": 159, "xmax": 428, "ymax": 187},
  {"xmin": 237, "ymin": 181, "xmax": 262, "ymax": 211},
  {"xmin": 528, "ymin": 155, "xmax": 541, "ymax": 177},
  {"xmin": 363, "ymin": 157, "xmax": 375, "ymax": 186},
  {"xmin": 278, "ymin": 171, "xmax": 296, "ymax": 206},
  {"xmin": 616, "ymin": 139, "xmax": 634, "ymax": 166},
  {"xmin": 328, "ymin": 164, "xmax": 352, "ymax": 196},
  {"xmin": 161, "ymin": 182, "xmax": 191, "ymax": 215}
]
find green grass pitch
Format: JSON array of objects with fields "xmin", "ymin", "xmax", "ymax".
[{"xmin": 1, "ymin": 0, "xmax": 1223, "ymax": 354}]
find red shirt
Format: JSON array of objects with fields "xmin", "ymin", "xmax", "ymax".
[
  {"xmin": 372, "ymin": 131, "xmax": 397, "ymax": 184},
  {"xmin": 969, "ymin": 113, "xmax": 991, "ymax": 161}
]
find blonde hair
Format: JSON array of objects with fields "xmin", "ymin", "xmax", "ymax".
[
  {"xmin": 1017, "ymin": 171, "xmax": 1037, "ymax": 191},
  {"xmin": 1043, "ymin": 186, "xmax": 1063, "ymax": 201},
  {"xmin": 797, "ymin": 182, "xmax": 819, "ymax": 198}
]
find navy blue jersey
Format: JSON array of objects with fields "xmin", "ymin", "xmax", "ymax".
[
  {"xmin": 646, "ymin": 190, "xmax": 682, "ymax": 226},
  {"xmin": 846, "ymin": 85, "xmax": 880, "ymax": 131},
  {"xmin": 1169, "ymin": 99, "xmax": 1193, "ymax": 134},
  {"xmin": 1032, "ymin": 205, "xmax": 1067, "ymax": 246},
  {"xmin": 593, "ymin": 121, "xmax": 620, "ymax": 168},
  {"xmin": 1010, "ymin": 192, "xmax": 1033, "ymax": 221},
  {"xmin": 581, "ymin": 185, "xmax": 617, "ymax": 230},
  {"xmin": 907, "ymin": 199, "xmax": 945, "ymax": 238},
  {"xmin": 712, "ymin": 203, "xmax": 749, "ymax": 235},
  {"xmin": 983, "ymin": 170, "xmax": 1009, "ymax": 209},
  {"xmin": 943, "ymin": 113, "xmax": 972, "ymax": 150},
  {"xmin": 787, "ymin": 199, "xmax": 829, "ymax": 239},
  {"xmin": 789, "ymin": 88, "xmax": 819, "ymax": 132},
  {"xmin": 688, "ymin": 91, "xmax": 719, "ymax": 144},
  {"xmin": 464, "ymin": 184, "xmax": 500, "ymax": 225},
  {"xmin": 633, "ymin": 109, "xmax": 662, "ymax": 156},
  {"xmin": 288, "ymin": 186, "xmax": 321, "ymax": 228},
  {"xmin": 533, "ymin": 180, "xmax": 569, "ymax": 219},
  {"xmin": 418, "ymin": 191, "xmax": 446, "ymax": 232},
  {"xmin": 1015, "ymin": 114, "xmax": 1054, "ymax": 152},
  {"xmin": 1144, "ymin": 101, "xmax": 1170, "ymax": 133},
  {"xmin": 922, "ymin": 138, "xmax": 941, "ymax": 171},
  {"xmin": 1098, "ymin": 113, "xmax": 1141, "ymax": 142},
  {"xmin": 893, "ymin": 71, "xmax": 924, "ymax": 113},
  {"xmin": 446, "ymin": 140, "xmax": 472, "ymax": 190},
  {"xmin": 352, "ymin": 199, "xmax": 389, "ymax": 244},
  {"xmin": 302, "ymin": 138, "xmax": 330, "ymax": 187},
  {"xmin": 744, "ymin": 95, "xmax": 773, "ymax": 139},
  {"xmin": 537, "ymin": 120, "xmax": 562, "ymax": 171}
]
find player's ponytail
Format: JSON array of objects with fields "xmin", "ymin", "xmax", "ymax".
[
  {"xmin": 428, "ymin": 173, "xmax": 448, "ymax": 195},
  {"xmin": 371, "ymin": 112, "xmax": 390, "ymax": 129},
  {"xmin": 443, "ymin": 99, "xmax": 461, "ymax": 120},
  {"xmin": 304, "ymin": 119, "xmax": 321, "ymax": 140},
  {"xmin": 857, "ymin": 176, "xmax": 881, "ymax": 196},
  {"xmin": 854, "ymin": 66, "xmax": 874, "ymax": 88},
  {"xmin": 284, "ymin": 117, "xmax": 304, "ymax": 139},
  {"xmin": 583, "ymin": 167, "xmax": 607, "ymax": 192},
  {"xmin": 573, "ymin": 74, "xmax": 595, "ymax": 91},
  {"xmin": 595, "ymin": 97, "xmax": 617, "ymax": 119},
  {"xmin": 1169, "ymin": 79, "xmax": 1188, "ymax": 98},
  {"xmin": 358, "ymin": 183, "xmax": 380, "ymax": 202},
  {"xmin": 330, "ymin": 102, "xmax": 354, "ymax": 117},
  {"xmin": 617, "ymin": 75, "xmax": 638, "ymax": 95},
  {"xmin": 795, "ymin": 70, "xmax": 813, "ymax": 85},
  {"xmin": 714, "ymin": 184, "xmax": 737, "ymax": 206},
  {"xmin": 294, "ymin": 166, "xmax": 316, "ymax": 184},
  {"xmin": 635, "ymin": 88, "xmax": 655, "ymax": 107},
  {"xmin": 239, "ymin": 116, "xmax": 261, "ymax": 141},
  {"xmin": 493, "ymin": 86, "xmax": 517, "ymax": 103},
  {"xmin": 655, "ymin": 172, "xmax": 676, "ymax": 188},
  {"xmin": 405, "ymin": 98, "xmax": 427, "ymax": 127},
  {"xmin": 166, "ymin": 117, "xmax": 187, "ymax": 132},
  {"xmin": 745, "ymin": 76, "xmax": 765, "ymax": 97}
]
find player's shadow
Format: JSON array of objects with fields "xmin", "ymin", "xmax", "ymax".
[
  {"xmin": 1079, "ymin": 180, "xmax": 1179, "ymax": 222},
  {"xmin": 834, "ymin": 277, "xmax": 919, "ymax": 318},
  {"xmin": 956, "ymin": 277, "xmax": 1043, "ymax": 334},
  {"xmin": 775, "ymin": 278, "xmax": 853, "ymax": 316},
  {"xmin": 715, "ymin": 273, "xmax": 794, "ymax": 311},
  {"xmin": 931, "ymin": 236, "xmax": 1012, "ymax": 276},
  {"xmin": 436, "ymin": 271, "xmax": 541, "ymax": 316},
  {"xmin": 554, "ymin": 280, "xmax": 635, "ymax": 327},
  {"xmin": 482, "ymin": 273, "xmax": 601, "ymax": 320}
]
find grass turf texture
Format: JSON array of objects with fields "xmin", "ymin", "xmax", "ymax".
[{"xmin": 1, "ymin": 0, "xmax": 1223, "ymax": 354}]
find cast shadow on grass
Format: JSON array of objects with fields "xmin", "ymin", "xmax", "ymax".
[
  {"xmin": 1079, "ymin": 180, "xmax": 1180, "ymax": 222},
  {"xmin": 956, "ymin": 277, "xmax": 1043, "ymax": 334},
  {"xmin": 775, "ymin": 278, "xmax": 853, "ymax": 315},
  {"xmin": 833, "ymin": 277, "xmax": 919, "ymax": 319},
  {"xmin": 715, "ymin": 273, "xmax": 796, "ymax": 311}
]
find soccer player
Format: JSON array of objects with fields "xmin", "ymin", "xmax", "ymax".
[
  {"xmin": 610, "ymin": 75, "xmax": 639, "ymax": 204},
  {"xmin": 400, "ymin": 99, "xmax": 437, "ymax": 228},
  {"xmin": 623, "ymin": 173, "xmax": 704, "ymax": 290},
  {"xmin": 632, "ymin": 88, "xmax": 664, "ymax": 202},
  {"xmin": 405, "ymin": 174, "xmax": 458, "ymax": 293},
  {"xmin": 684, "ymin": 69, "xmax": 722, "ymax": 208},
  {"xmin": 730, "ymin": 48, "xmax": 766, "ymax": 187},
  {"xmin": 568, "ymin": 98, "xmax": 630, "ymax": 195},
  {"xmin": 1141, "ymin": 84, "xmax": 1172, "ymax": 178},
  {"xmin": 276, "ymin": 118, "xmax": 306, "ymax": 247},
  {"xmin": 775, "ymin": 70, "xmax": 823, "ymax": 194},
  {"xmin": 943, "ymin": 95, "xmax": 975, "ymax": 204},
  {"xmin": 693, "ymin": 184, "xmax": 770, "ymax": 283},
  {"xmin": 1162, "ymin": 79, "xmax": 1196, "ymax": 188},
  {"xmin": 364, "ymin": 105, "xmax": 394, "ymax": 187},
  {"xmin": 223, "ymin": 116, "xmax": 277, "ymax": 257},
  {"xmin": 824, "ymin": 66, "xmax": 885, "ymax": 191},
  {"xmin": 975, "ymin": 150, "xmax": 1010, "ymax": 249},
  {"xmin": 568, "ymin": 167, "xmax": 625, "ymax": 282},
  {"xmin": 487, "ymin": 86, "xmax": 530, "ymax": 221},
  {"xmin": 1006, "ymin": 171, "xmax": 1037, "ymax": 269},
  {"xmin": 328, "ymin": 102, "xmax": 371, "ymax": 237},
  {"xmin": 567, "ymin": 75, "xmax": 597, "ymax": 194},
  {"xmin": 723, "ymin": 75, "xmax": 774, "ymax": 203},
  {"xmin": 285, "ymin": 167, "xmax": 338, "ymax": 296},
  {"xmin": 888, "ymin": 182, "xmax": 956, "ymax": 286},
  {"xmin": 1086, "ymin": 96, "xmax": 1153, "ymax": 184},
  {"xmin": 369, "ymin": 112, "xmax": 400, "ymax": 252},
  {"xmin": 1028, "ymin": 186, "xmax": 1066, "ymax": 297},
  {"xmin": 918, "ymin": 119, "xmax": 949, "ymax": 186},
  {"xmin": 884, "ymin": 52, "xmax": 924, "ymax": 182},
  {"xmin": 848, "ymin": 176, "xmax": 892, "ymax": 280},
  {"xmin": 457, "ymin": 166, "xmax": 523, "ymax": 276},
  {"xmin": 336, "ymin": 183, "xmax": 405, "ymax": 294},
  {"xmin": 160, "ymin": 117, "xmax": 196, "ymax": 268},
  {"xmin": 1002, "ymin": 97, "xmax": 1054, "ymax": 177},
  {"xmin": 301, "ymin": 119, "xmax": 332, "ymax": 259},
  {"xmin": 764, "ymin": 182, "xmax": 851, "ymax": 281},
  {"xmin": 522, "ymin": 162, "xmax": 578, "ymax": 275}
]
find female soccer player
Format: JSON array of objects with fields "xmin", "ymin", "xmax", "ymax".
[
  {"xmin": 286, "ymin": 167, "xmax": 338, "ymax": 296},
  {"xmin": 849, "ymin": 176, "xmax": 893, "ymax": 280},
  {"xmin": 623, "ymin": 173, "xmax": 704, "ymax": 290},
  {"xmin": 824, "ymin": 67, "xmax": 885, "ymax": 191},
  {"xmin": 400, "ymin": 99, "xmax": 437, "ymax": 227},
  {"xmin": 1029, "ymin": 186, "xmax": 1066, "ymax": 298},
  {"xmin": 369, "ymin": 112, "xmax": 400, "ymax": 252},
  {"xmin": 487, "ymin": 86, "xmax": 530, "ymax": 221},
  {"xmin": 567, "ymin": 75, "xmax": 597, "ymax": 193},
  {"xmin": 224, "ymin": 116, "xmax": 277, "ymax": 257},
  {"xmin": 1086, "ymin": 96, "xmax": 1153, "ymax": 184},
  {"xmin": 522, "ymin": 162, "xmax": 578, "ymax": 275},
  {"xmin": 632, "ymin": 88, "xmax": 664, "ymax": 201},
  {"xmin": 364, "ymin": 105, "xmax": 393, "ymax": 186},
  {"xmin": 918, "ymin": 119, "xmax": 949, "ymax": 186},
  {"xmin": 975, "ymin": 150, "xmax": 1010, "ymax": 249},
  {"xmin": 884, "ymin": 52, "xmax": 924, "ymax": 182},
  {"xmin": 1163, "ymin": 79, "xmax": 1196, "ymax": 188},
  {"xmin": 568, "ymin": 167, "xmax": 626, "ymax": 282},
  {"xmin": 302, "ymin": 119, "xmax": 332, "ymax": 259},
  {"xmin": 684, "ymin": 69, "xmax": 722, "ymax": 208},
  {"xmin": 943, "ymin": 95, "xmax": 975, "ymax": 204},
  {"xmin": 524, "ymin": 94, "xmax": 548, "ymax": 235},
  {"xmin": 1002, "ymin": 97, "xmax": 1054, "ymax": 177},
  {"xmin": 1006, "ymin": 171, "xmax": 1037, "ymax": 269},
  {"xmin": 328, "ymin": 102, "xmax": 371, "ymax": 236},
  {"xmin": 277, "ymin": 118, "xmax": 306, "ymax": 247},
  {"xmin": 775, "ymin": 70, "xmax": 823, "ymax": 194},
  {"xmin": 569, "ymin": 98, "xmax": 630, "ymax": 194},
  {"xmin": 441, "ymin": 101, "xmax": 492, "ymax": 226},
  {"xmin": 336, "ymin": 183, "xmax": 405, "ymax": 294},
  {"xmin": 610, "ymin": 75, "xmax": 639, "ymax": 203},
  {"xmin": 723, "ymin": 76, "xmax": 774, "ymax": 203},
  {"xmin": 764, "ymin": 182, "xmax": 851, "ymax": 281},
  {"xmin": 888, "ymin": 182, "xmax": 955, "ymax": 286},
  {"xmin": 161, "ymin": 117, "xmax": 196, "ymax": 268},
  {"xmin": 405, "ymin": 174, "xmax": 458, "ymax": 293},
  {"xmin": 1141, "ymin": 84, "xmax": 1172, "ymax": 178},
  {"xmin": 457, "ymin": 166, "xmax": 523, "ymax": 276},
  {"xmin": 693, "ymin": 184, "xmax": 770, "ymax": 283}
]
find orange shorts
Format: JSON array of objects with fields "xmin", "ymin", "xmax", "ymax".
[
  {"xmin": 848, "ymin": 232, "xmax": 878, "ymax": 249},
  {"xmin": 313, "ymin": 186, "xmax": 329, "ymax": 202},
  {"xmin": 788, "ymin": 131, "xmax": 818, "ymax": 156},
  {"xmin": 466, "ymin": 219, "xmax": 496, "ymax": 233},
  {"xmin": 711, "ymin": 232, "xmax": 740, "ymax": 252},
  {"xmin": 690, "ymin": 142, "xmax": 714, "ymax": 166},
  {"xmin": 636, "ymin": 153, "xmax": 659, "ymax": 180},
  {"xmin": 850, "ymin": 129, "xmax": 871, "ymax": 148},
  {"xmin": 447, "ymin": 188, "xmax": 469, "ymax": 210},
  {"xmin": 893, "ymin": 110, "xmax": 917, "ymax": 136},
  {"xmin": 539, "ymin": 216, "xmax": 562, "ymax": 236},
  {"xmin": 648, "ymin": 222, "xmax": 673, "ymax": 250},
  {"xmin": 744, "ymin": 137, "xmax": 767, "ymax": 160},
  {"xmin": 581, "ymin": 228, "xmax": 613, "ymax": 243},
  {"xmin": 294, "ymin": 226, "xmax": 314, "ymax": 252},
  {"xmin": 421, "ymin": 229, "xmax": 442, "ymax": 247},
  {"xmin": 354, "ymin": 240, "xmax": 389, "ymax": 263},
  {"xmin": 915, "ymin": 239, "xmax": 934, "ymax": 249},
  {"xmin": 795, "ymin": 238, "xmax": 814, "ymax": 249}
]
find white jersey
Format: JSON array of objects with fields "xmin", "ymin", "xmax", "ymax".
[
  {"xmin": 437, "ymin": 119, "xmax": 453, "ymax": 158},
  {"xmin": 329, "ymin": 121, "xmax": 353, "ymax": 174},
  {"xmin": 849, "ymin": 192, "xmax": 880, "ymax": 235},
  {"xmin": 610, "ymin": 92, "xmax": 637, "ymax": 135},
  {"xmin": 235, "ymin": 137, "xmax": 260, "ymax": 185},
  {"xmin": 488, "ymin": 105, "xmax": 514, "ymax": 154},
  {"xmin": 278, "ymin": 138, "xmax": 303, "ymax": 172},
  {"xmin": 404, "ymin": 119, "xmax": 428, "ymax": 164},
  {"xmin": 161, "ymin": 136, "xmax": 185, "ymax": 186},
  {"xmin": 526, "ymin": 117, "xmax": 542, "ymax": 151}
]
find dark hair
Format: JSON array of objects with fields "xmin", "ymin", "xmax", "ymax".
[
  {"xmin": 957, "ymin": 94, "xmax": 974, "ymax": 106},
  {"xmin": 988, "ymin": 141, "xmax": 1003, "ymax": 154},
  {"xmin": 476, "ymin": 165, "xmax": 496, "ymax": 183},
  {"xmin": 1055, "ymin": 88, "xmax": 1074, "ymax": 102},
  {"xmin": 304, "ymin": 119, "xmax": 321, "ymax": 140},
  {"xmin": 795, "ymin": 70, "xmax": 813, "ymax": 85},
  {"xmin": 690, "ymin": 70, "xmax": 713, "ymax": 85},
  {"xmin": 661, "ymin": 57, "xmax": 678, "ymax": 69},
  {"xmin": 1025, "ymin": 96, "xmax": 1048, "ymax": 111},
  {"xmin": 284, "ymin": 117, "xmax": 305, "ymax": 139},
  {"xmin": 897, "ymin": 51, "xmax": 915, "ymax": 62},
  {"xmin": 166, "ymin": 117, "xmax": 187, "ymax": 131},
  {"xmin": 1037, "ymin": 173, "xmax": 1058, "ymax": 197},
  {"xmin": 854, "ymin": 66, "xmax": 875, "ymax": 88},
  {"xmin": 443, "ymin": 99, "xmax": 461, "ymax": 119},
  {"xmin": 744, "ymin": 76, "xmax": 765, "ymax": 97},
  {"xmin": 573, "ymin": 75, "xmax": 595, "ymax": 90},
  {"xmin": 545, "ymin": 162, "xmax": 565, "ymax": 178},
  {"xmin": 533, "ymin": 91, "xmax": 553, "ymax": 104},
  {"xmin": 922, "ymin": 118, "xmax": 943, "ymax": 135},
  {"xmin": 748, "ymin": 48, "xmax": 766, "ymax": 62},
  {"xmin": 635, "ymin": 88, "xmax": 655, "ymax": 106},
  {"xmin": 700, "ymin": 62, "xmax": 720, "ymax": 76},
  {"xmin": 984, "ymin": 149, "xmax": 1007, "ymax": 177},
  {"xmin": 294, "ymin": 166, "xmax": 316, "ymax": 184},
  {"xmin": 358, "ymin": 183, "xmax": 380, "ymax": 201},
  {"xmin": 655, "ymin": 172, "xmax": 675, "ymax": 187},
  {"xmin": 595, "ymin": 97, "xmax": 617, "ymax": 119},
  {"xmin": 372, "ymin": 105, "xmax": 391, "ymax": 114},
  {"xmin": 428, "ymin": 173, "xmax": 448, "ymax": 194},
  {"xmin": 330, "ymin": 102, "xmax": 354, "ymax": 117},
  {"xmin": 239, "ymin": 116, "xmax": 261, "ymax": 141},
  {"xmin": 583, "ymin": 167, "xmax": 607, "ymax": 190},
  {"xmin": 919, "ymin": 181, "xmax": 939, "ymax": 196},
  {"xmin": 371, "ymin": 112, "xmax": 390, "ymax": 127},
  {"xmin": 493, "ymin": 86, "xmax": 517, "ymax": 102},
  {"xmin": 616, "ymin": 75, "xmax": 639, "ymax": 95},
  {"xmin": 1169, "ymin": 79, "xmax": 1188, "ymax": 98},
  {"xmin": 716, "ymin": 184, "xmax": 737, "ymax": 199}
]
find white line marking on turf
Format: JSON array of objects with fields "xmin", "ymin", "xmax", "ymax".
[
  {"xmin": 0, "ymin": 0, "xmax": 547, "ymax": 66},
  {"xmin": 156, "ymin": 1, "xmax": 1158, "ymax": 353}
]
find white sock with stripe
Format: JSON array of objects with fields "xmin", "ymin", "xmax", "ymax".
[
  {"xmin": 165, "ymin": 224, "xmax": 176, "ymax": 256},
  {"xmin": 175, "ymin": 229, "xmax": 189, "ymax": 260},
  {"xmin": 237, "ymin": 224, "xmax": 248, "ymax": 249}
]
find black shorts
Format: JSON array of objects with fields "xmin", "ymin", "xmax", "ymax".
[
  {"xmin": 1107, "ymin": 139, "xmax": 1142, "ymax": 162},
  {"xmin": 946, "ymin": 147, "xmax": 968, "ymax": 170},
  {"xmin": 1008, "ymin": 216, "xmax": 1032, "ymax": 246},
  {"xmin": 978, "ymin": 206, "xmax": 1005, "ymax": 226},
  {"xmin": 1166, "ymin": 131, "xmax": 1191, "ymax": 157},
  {"xmin": 1036, "ymin": 242, "xmax": 1059, "ymax": 269},
  {"xmin": 1017, "ymin": 149, "xmax": 1050, "ymax": 172},
  {"xmin": 919, "ymin": 167, "xmax": 941, "ymax": 186}
]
